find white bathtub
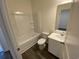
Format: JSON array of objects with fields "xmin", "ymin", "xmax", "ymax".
[{"xmin": 17, "ymin": 33, "xmax": 40, "ymax": 54}]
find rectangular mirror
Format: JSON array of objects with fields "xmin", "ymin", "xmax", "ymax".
[{"xmin": 56, "ymin": 3, "xmax": 72, "ymax": 31}]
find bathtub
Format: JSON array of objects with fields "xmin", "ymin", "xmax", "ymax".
[{"xmin": 17, "ymin": 33, "xmax": 40, "ymax": 54}]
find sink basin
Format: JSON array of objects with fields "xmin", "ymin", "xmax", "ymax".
[{"xmin": 48, "ymin": 32, "xmax": 66, "ymax": 43}]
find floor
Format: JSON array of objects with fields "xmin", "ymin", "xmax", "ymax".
[
  {"xmin": 22, "ymin": 44, "xmax": 59, "ymax": 59},
  {"xmin": 0, "ymin": 51, "xmax": 13, "ymax": 59}
]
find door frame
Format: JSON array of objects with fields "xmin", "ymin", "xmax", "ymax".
[{"xmin": 0, "ymin": 0, "xmax": 22, "ymax": 59}]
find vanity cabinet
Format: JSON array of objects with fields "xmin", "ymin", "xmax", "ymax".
[
  {"xmin": 48, "ymin": 38, "xmax": 64, "ymax": 59},
  {"xmin": 48, "ymin": 2, "xmax": 72, "ymax": 59}
]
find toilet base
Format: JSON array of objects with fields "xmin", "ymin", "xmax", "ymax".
[{"xmin": 39, "ymin": 44, "xmax": 46, "ymax": 50}]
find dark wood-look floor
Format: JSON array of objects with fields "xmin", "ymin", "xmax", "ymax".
[
  {"xmin": 22, "ymin": 44, "xmax": 59, "ymax": 59},
  {"xmin": 0, "ymin": 51, "xmax": 13, "ymax": 59}
]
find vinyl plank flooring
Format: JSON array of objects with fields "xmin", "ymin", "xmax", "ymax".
[{"xmin": 22, "ymin": 44, "xmax": 59, "ymax": 59}]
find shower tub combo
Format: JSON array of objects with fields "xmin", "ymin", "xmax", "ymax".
[{"xmin": 17, "ymin": 33, "xmax": 40, "ymax": 54}]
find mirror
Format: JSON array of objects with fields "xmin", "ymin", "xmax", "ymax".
[{"xmin": 56, "ymin": 3, "xmax": 72, "ymax": 31}]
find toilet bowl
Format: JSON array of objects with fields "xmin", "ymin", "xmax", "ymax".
[
  {"xmin": 37, "ymin": 32, "xmax": 49, "ymax": 50},
  {"xmin": 37, "ymin": 38, "xmax": 46, "ymax": 50}
]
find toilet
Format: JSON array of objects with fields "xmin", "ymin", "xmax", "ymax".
[{"xmin": 37, "ymin": 32, "xmax": 49, "ymax": 50}]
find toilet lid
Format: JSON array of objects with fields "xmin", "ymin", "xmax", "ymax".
[{"xmin": 38, "ymin": 38, "xmax": 46, "ymax": 45}]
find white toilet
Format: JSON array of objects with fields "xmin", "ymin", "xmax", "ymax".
[{"xmin": 37, "ymin": 32, "xmax": 49, "ymax": 50}]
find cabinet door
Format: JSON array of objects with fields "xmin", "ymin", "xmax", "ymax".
[{"xmin": 48, "ymin": 39, "xmax": 63, "ymax": 59}]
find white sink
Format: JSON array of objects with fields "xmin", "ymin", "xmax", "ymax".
[{"xmin": 48, "ymin": 30, "xmax": 66, "ymax": 43}]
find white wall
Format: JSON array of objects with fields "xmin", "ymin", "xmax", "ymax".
[
  {"xmin": 0, "ymin": 43, "xmax": 3, "ymax": 52},
  {"xmin": 31, "ymin": 0, "xmax": 73, "ymax": 33},
  {"xmin": 0, "ymin": 5, "xmax": 9, "ymax": 51},
  {"xmin": 0, "ymin": 27, "xmax": 8, "ymax": 52},
  {"xmin": 65, "ymin": 1, "xmax": 79, "ymax": 59}
]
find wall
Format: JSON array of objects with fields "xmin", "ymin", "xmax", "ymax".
[
  {"xmin": 31, "ymin": 0, "xmax": 73, "ymax": 33},
  {"xmin": 65, "ymin": 1, "xmax": 79, "ymax": 59},
  {"xmin": 0, "ymin": 27, "xmax": 7, "ymax": 52},
  {"xmin": 0, "ymin": 43, "xmax": 3, "ymax": 52},
  {"xmin": 0, "ymin": 7, "xmax": 9, "ymax": 52}
]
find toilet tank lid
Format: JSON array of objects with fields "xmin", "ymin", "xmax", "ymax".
[{"xmin": 42, "ymin": 32, "xmax": 49, "ymax": 35}]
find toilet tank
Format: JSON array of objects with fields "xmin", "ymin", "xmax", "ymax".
[{"xmin": 41, "ymin": 32, "xmax": 49, "ymax": 39}]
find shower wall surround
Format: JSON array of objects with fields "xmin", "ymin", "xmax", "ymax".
[
  {"xmin": 5, "ymin": 0, "xmax": 37, "ymax": 47},
  {"xmin": 14, "ymin": 14, "xmax": 35, "ymax": 44}
]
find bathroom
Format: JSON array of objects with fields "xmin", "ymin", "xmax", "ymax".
[{"xmin": 0, "ymin": 0, "xmax": 75, "ymax": 59}]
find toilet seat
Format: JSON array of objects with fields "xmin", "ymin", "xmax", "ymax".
[{"xmin": 37, "ymin": 38, "xmax": 46, "ymax": 45}]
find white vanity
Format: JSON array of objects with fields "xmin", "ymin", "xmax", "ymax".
[
  {"xmin": 48, "ymin": 3, "xmax": 71, "ymax": 59},
  {"xmin": 48, "ymin": 30, "xmax": 66, "ymax": 59}
]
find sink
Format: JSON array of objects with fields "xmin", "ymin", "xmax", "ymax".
[{"xmin": 48, "ymin": 30, "xmax": 66, "ymax": 43}]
